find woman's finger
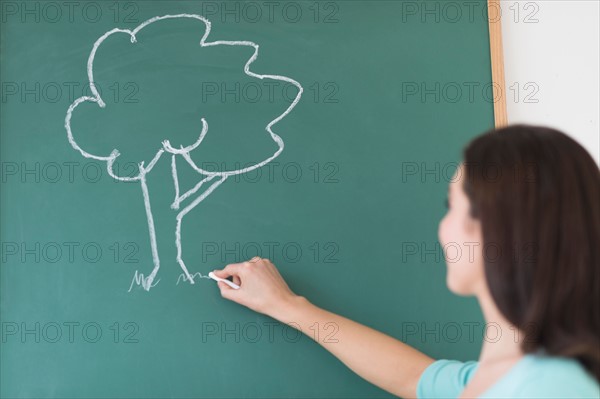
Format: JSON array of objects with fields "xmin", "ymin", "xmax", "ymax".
[
  {"xmin": 213, "ymin": 263, "xmax": 244, "ymax": 279},
  {"xmin": 217, "ymin": 281, "xmax": 241, "ymax": 302}
]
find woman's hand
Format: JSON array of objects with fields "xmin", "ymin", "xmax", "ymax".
[{"xmin": 212, "ymin": 257, "xmax": 300, "ymax": 319}]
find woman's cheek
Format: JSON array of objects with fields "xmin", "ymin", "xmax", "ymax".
[
  {"xmin": 439, "ymin": 212, "xmax": 463, "ymax": 247},
  {"xmin": 439, "ymin": 213, "xmax": 474, "ymax": 294},
  {"xmin": 438, "ymin": 214, "xmax": 451, "ymax": 247}
]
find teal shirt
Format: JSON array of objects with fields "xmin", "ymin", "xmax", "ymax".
[{"xmin": 417, "ymin": 353, "xmax": 600, "ymax": 398}]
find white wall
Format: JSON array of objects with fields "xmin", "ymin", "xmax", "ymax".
[{"xmin": 500, "ymin": 0, "xmax": 599, "ymax": 164}]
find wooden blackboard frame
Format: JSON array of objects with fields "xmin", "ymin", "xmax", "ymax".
[{"xmin": 488, "ymin": 0, "xmax": 508, "ymax": 127}]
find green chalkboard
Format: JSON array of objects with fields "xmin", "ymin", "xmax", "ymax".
[{"xmin": 1, "ymin": 1, "xmax": 494, "ymax": 397}]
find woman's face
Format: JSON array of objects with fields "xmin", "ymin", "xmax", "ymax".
[{"xmin": 438, "ymin": 162, "xmax": 485, "ymax": 296}]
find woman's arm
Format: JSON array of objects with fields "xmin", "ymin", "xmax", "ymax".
[{"xmin": 212, "ymin": 258, "xmax": 434, "ymax": 398}]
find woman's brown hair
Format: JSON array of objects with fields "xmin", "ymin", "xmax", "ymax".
[{"xmin": 462, "ymin": 124, "xmax": 600, "ymax": 381}]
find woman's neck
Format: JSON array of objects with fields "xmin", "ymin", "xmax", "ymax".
[{"xmin": 477, "ymin": 287, "xmax": 525, "ymax": 365}]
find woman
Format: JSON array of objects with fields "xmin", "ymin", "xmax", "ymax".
[{"xmin": 212, "ymin": 124, "xmax": 600, "ymax": 398}]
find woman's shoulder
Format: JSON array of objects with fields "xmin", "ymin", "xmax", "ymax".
[
  {"xmin": 484, "ymin": 353, "xmax": 600, "ymax": 398},
  {"xmin": 416, "ymin": 353, "xmax": 600, "ymax": 399},
  {"xmin": 519, "ymin": 354, "xmax": 600, "ymax": 398}
]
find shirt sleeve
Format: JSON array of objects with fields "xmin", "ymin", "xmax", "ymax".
[{"xmin": 416, "ymin": 359, "xmax": 479, "ymax": 399}]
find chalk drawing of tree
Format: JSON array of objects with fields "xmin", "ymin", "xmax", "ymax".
[{"xmin": 64, "ymin": 14, "xmax": 303, "ymax": 291}]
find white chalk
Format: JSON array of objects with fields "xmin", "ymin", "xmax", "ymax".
[{"xmin": 208, "ymin": 271, "xmax": 240, "ymax": 289}]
